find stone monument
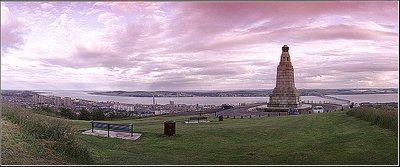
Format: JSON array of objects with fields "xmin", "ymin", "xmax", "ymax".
[
  {"xmin": 255, "ymin": 45, "xmax": 311, "ymax": 112},
  {"xmin": 268, "ymin": 45, "xmax": 300, "ymax": 108}
]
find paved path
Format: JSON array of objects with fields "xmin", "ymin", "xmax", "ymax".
[
  {"xmin": 161, "ymin": 102, "xmax": 343, "ymax": 118},
  {"xmin": 81, "ymin": 130, "xmax": 142, "ymax": 140}
]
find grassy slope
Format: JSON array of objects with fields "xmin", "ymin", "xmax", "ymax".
[
  {"xmin": 70, "ymin": 111, "xmax": 398, "ymax": 165},
  {"xmin": 1, "ymin": 118, "xmax": 67, "ymax": 165}
]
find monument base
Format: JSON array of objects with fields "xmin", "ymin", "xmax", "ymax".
[{"xmin": 254, "ymin": 104, "xmax": 312, "ymax": 112}]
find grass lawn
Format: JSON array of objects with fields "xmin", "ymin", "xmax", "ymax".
[
  {"xmin": 1, "ymin": 118, "xmax": 67, "ymax": 165},
  {"xmin": 70, "ymin": 111, "xmax": 398, "ymax": 165}
]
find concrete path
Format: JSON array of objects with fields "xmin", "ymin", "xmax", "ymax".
[{"xmin": 81, "ymin": 130, "xmax": 142, "ymax": 140}]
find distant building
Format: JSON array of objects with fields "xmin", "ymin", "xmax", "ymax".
[
  {"xmin": 63, "ymin": 97, "xmax": 72, "ymax": 107},
  {"xmin": 112, "ymin": 104, "xmax": 135, "ymax": 111},
  {"xmin": 33, "ymin": 94, "xmax": 39, "ymax": 103},
  {"xmin": 38, "ymin": 95, "xmax": 45, "ymax": 104},
  {"xmin": 54, "ymin": 96, "xmax": 62, "ymax": 106}
]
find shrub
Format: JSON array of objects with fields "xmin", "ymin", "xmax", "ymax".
[
  {"xmin": 78, "ymin": 109, "xmax": 91, "ymax": 120},
  {"xmin": 347, "ymin": 106, "xmax": 397, "ymax": 133},
  {"xmin": 60, "ymin": 107, "xmax": 77, "ymax": 120}
]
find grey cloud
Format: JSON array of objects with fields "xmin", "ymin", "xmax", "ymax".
[{"xmin": 41, "ymin": 46, "xmax": 135, "ymax": 69}]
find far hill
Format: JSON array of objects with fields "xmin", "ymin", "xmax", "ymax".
[{"xmin": 87, "ymin": 88, "xmax": 398, "ymax": 97}]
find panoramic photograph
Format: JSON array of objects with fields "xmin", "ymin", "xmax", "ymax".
[{"xmin": 1, "ymin": 1, "xmax": 398, "ymax": 165}]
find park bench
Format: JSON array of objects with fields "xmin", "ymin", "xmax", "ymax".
[
  {"xmin": 90, "ymin": 121, "xmax": 134, "ymax": 137},
  {"xmin": 186, "ymin": 116, "xmax": 209, "ymax": 123}
]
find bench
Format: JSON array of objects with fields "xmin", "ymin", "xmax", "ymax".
[
  {"xmin": 186, "ymin": 116, "xmax": 208, "ymax": 123},
  {"xmin": 90, "ymin": 121, "xmax": 134, "ymax": 137}
]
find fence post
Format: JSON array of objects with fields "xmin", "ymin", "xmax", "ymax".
[
  {"xmin": 259, "ymin": 115, "xmax": 261, "ymax": 117},
  {"xmin": 241, "ymin": 116, "xmax": 243, "ymax": 119},
  {"xmin": 234, "ymin": 116, "xmax": 235, "ymax": 119},
  {"xmin": 278, "ymin": 113, "xmax": 280, "ymax": 116},
  {"xmin": 91, "ymin": 120, "xmax": 94, "ymax": 132},
  {"xmin": 107, "ymin": 124, "xmax": 110, "ymax": 137},
  {"xmin": 130, "ymin": 124, "xmax": 133, "ymax": 137},
  {"xmin": 249, "ymin": 115, "xmax": 252, "ymax": 118}
]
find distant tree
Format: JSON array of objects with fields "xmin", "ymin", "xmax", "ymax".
[
  {"xmin": 78, "ymin": 109, "xmax": 91, "ymax": 120},
  {"xmin": 40, "ymin": 106, "xmax": 54, "ymax": 113},
  {"xmin": 91, "ymin": 109, "xmax": 106, "ymax": 120},
  {"xmin": 60, "ymin": 107, "xmax": 77, "ymax": 120}
]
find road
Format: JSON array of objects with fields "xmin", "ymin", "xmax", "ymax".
[{"xmin": 162, "ymin": 102, "xmax": 343, "ymax": 118}]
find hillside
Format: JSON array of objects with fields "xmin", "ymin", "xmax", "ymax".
[
  {"xmin": 2, "ymin": 105, "xmax": 397, "ymax": 165},
  {"xmin": 1, "ymin": 118, "xmax": 67, "ymax": 165},
  {"xmin": 71, "ymin": 110, "xmax": 397, "ymax": 165}
]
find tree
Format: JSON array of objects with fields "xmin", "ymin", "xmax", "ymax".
[
  {"xmin": 60, "ymin": 107, "xmax": 77, "ymax": 119},
  {"xmin": 91, "ymin": 109, "xmax": 106, "ymax": 120},
  {"xmin": 78, "ymin": 108, "xmax": 91, "ymax": 120}
]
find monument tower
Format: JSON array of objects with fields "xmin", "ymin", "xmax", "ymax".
[{"xmin": 268, "ymin": 45, "xmax": 301, "ymax": 108}]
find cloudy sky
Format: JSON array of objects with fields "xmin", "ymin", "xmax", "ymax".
[{"xmin": 1, "ymin": 1, "xmax": 398, "ymax": 91}]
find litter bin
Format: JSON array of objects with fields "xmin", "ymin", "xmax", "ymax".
[
  {"xmin": 164, "ymin": 120, "xmax": 176, "ymax": 136},
  {"xmin": 218, "ymin": 115, "xmax": 223, "ymax": 121}
]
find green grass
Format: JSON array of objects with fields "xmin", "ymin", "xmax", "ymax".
[
  {"xmin": 347, "ymin": 106, "xmax": 398, "ymax": 133},
  {"xmin": 1, "ymin": 118, "xmax": 67, "ymax": 165},
  {"xmin": 1, "ymin": 104, "xmax": 93, "ymax": 164},
  {"xmin": 70, "ymin": 111, "xmax": 398, "ymax": 165}
]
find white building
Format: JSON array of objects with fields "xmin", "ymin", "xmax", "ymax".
[
  {"xmin": 38, "ymin": 95, "xmax": 45, "ymax": 104},
  {"xmin": 32, "ymin": 94, "xmax": 39, "ymax": 103},
  {"xmin": 112, "ymin": 104, "xmax": 135, "ymax": 111},
  {"xmin": 63, "ymin": 97, "xmax": 72, "ymax": 107},
  {"xmin": 54, "ymin": 96, "xmax": 62, "ymax": 106}
]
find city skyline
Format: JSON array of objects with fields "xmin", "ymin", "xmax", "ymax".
[{"xmin": 1, "ymin": 1, "xmax": 399, "ymax": 91}]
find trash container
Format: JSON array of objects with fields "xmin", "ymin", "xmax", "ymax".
[
  {"xmin": 218, "ymin": 115, "xmax": 223, "ymax": 121},
  {"xmin": 164, "ymin": 120, "xmax": 176, "ymax": 136}
]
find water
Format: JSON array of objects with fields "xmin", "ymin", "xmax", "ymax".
[
  {"xmin": 35, "ymin": 90, "xmax": 398, "ymax": 105},
  {"xmin": 327, "ymin": 94, "xmax": 398, "ymax": 104}
]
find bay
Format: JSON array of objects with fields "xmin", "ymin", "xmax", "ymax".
[
  {"xmin": 35, "ymin": 90, "xmax": 397, "ymax": 105},
  {"xmin": 328, "ymin": 94, "xmax": 398, "ymax": 104}
]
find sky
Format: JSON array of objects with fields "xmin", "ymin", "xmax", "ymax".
[{"xmin": 1, "ymin": 1, "xmax": 399, "ymax": 91}]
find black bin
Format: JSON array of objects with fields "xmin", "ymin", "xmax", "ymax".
[
  {"xmin": 218, "ymin": 115, "xmax": 223, "ymax": 121},
  {"xmin": 164, "ymin": 120, "xmax": 176, "ymax": 136}
]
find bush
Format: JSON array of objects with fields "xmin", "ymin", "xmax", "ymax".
[
  {"xmin": 91, "ymin": 109, "xmax": 106, "ymax": 120},
  {"xmin": 78, "ymin": 109, "xmax": 91, "ymax": 120},
  {"xmin": 60, "ymin": 107, "xmax": 77, "ymax": 120},
  {"xmin": 347, "ymin": 106, "xmax": 397, "ymax": 133},
  {"xmin": 2, "ymin": 104, "xmax": 93, "ymax": 164}
]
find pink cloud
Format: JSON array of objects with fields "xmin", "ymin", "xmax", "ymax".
[
  {"xmin": 1, "ymin": 4, "xmax": 30, "ymax": 53},
  {"xmin": 1, "ymin": 1, "xmax": 398, "ymax": 90}
]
